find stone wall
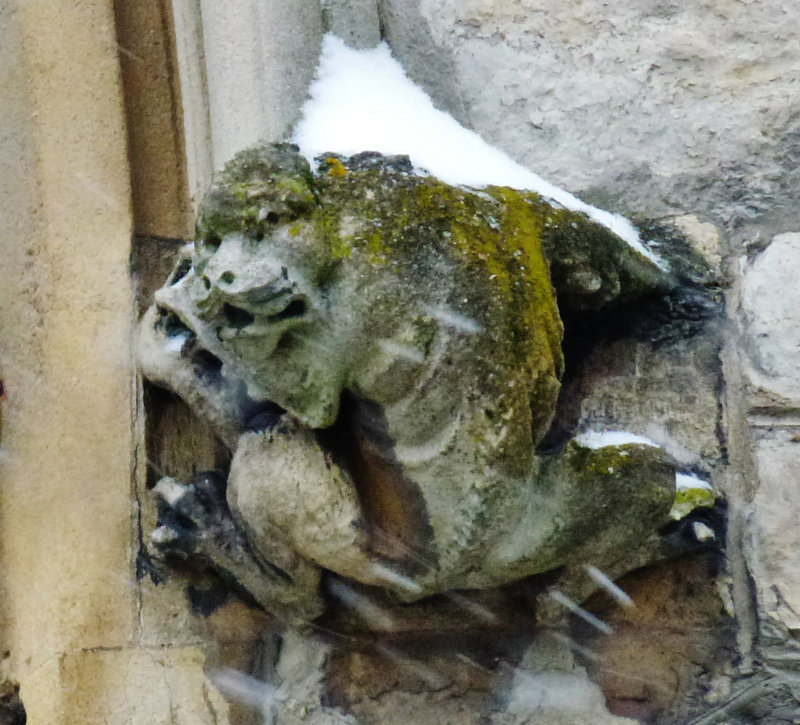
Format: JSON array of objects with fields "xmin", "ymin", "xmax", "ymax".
[
  {"xmin": 2, "ymin": 0, "xmax": 799, "ymax": 722},
  {"xmin": 373, "ymin": 2, "xmax": 800, "ymax": 715}
]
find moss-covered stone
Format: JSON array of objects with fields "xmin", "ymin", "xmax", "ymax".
[
  {"xmin": 670, "ymin": 486, "xmax": 717, "ymax": 521},
  {"xmin": 140, "ymin": 143, "xmax": 704, "ymax": 618}
]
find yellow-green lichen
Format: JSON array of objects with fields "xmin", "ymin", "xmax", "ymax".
[
  {"xmin": 669, "ymin": 486, "xmax": 717, "ymax": 520},
  {"xmin": 325, "ymin": 157, "xmax": 349, "ymax": 177}
]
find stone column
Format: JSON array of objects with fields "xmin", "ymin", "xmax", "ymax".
[
  {"xmin": 0, "ymin": 1, "xmax": 228, "ymax": 721},
  {"xmin": 170, "ymin": 0, "xmax": 324, "ymax": 202},
  {"xmin": 740, "ymin": 232, "xmax": 800, "ymax": 666}
]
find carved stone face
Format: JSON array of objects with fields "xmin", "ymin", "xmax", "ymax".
[
  {"xmin": 150, "ymin": 145, "xmax": 354, "ymax": 428},
  {"xmin": 155, "ymin": 237, "xmax": 348, "ymax": 429}
]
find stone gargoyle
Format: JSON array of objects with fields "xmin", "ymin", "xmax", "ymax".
[{"xmin": 139, "ymin": 143, "xmax": 716, "ymax": 624}]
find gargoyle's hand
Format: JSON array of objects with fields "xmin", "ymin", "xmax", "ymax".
[
  {"xmin": 150, "ymin": 472, "xmax": 237, "ymax": 561},
  {"xmin": 149, "ymin": 472, "xmax": 325, "ymax": 622}
]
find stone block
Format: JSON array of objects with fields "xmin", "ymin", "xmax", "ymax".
[
  {"xmin": 554, "ymin": 336, "xmax": 722, "ymax": 468},
  {"xmin": 323, "ymin": 0, "xmax": 381, "ymax": 49},
  {"xmin": 23, "ymin": 647, "xmax": 231, "ymax": 725},
  {"xmin": 741, "ymin": 232, "xmax": 800, "ymax": 405},
  {"xmin": 379, "ymin": 0, "xmax": 800, "ymax": 224},
  {"xmin": 0, "ymin": 0, "xmax": 137, "ymax": 672},
  {"xmin": 115, "ymin": 0, "xmax": 194, "ymax": 238},
  {"xmin": 197, "ymin": 0, "xmax": 324, "ymax": 169},
  {"xmin": 749, "ymin": 430, "xmax": 800, "ymax": 632}
]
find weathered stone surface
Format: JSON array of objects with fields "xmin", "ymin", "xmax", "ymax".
[
  {"xmin": 748, "ymin": 430, "xmax": 800, "ymax": 632},
  {"xmin": 578, "ymin": 554, "xmax": 735, "ymax": 722},
  {"xmin": 273, "ymin": 630, "xmax": 359, "ymax": 725},
  {"xmin": 279, "ymin": 611, "xmax": 635, "ymax": 725},
  {"xmin": 196, "ymin": 0, "xmax": 324, "ymax": 170},
  {"xmin": 115, "ymin": 0, "xmax": 193, "ymax": 238},
  {"xmin": 323, "ymin": 0, "xmax": 382, "ymax": 49},
  {"xmin": 491, "ymin": 633, "xmax": 637, "ymax": 725},
  {"xmin": 379, "ymin": 0, "xmax": 800, "ymax": 230},
  {"xmin": 24, "ymin": 647, "xmax": 231, "ymax": 725},
  {"xmin": 0, "ymin": 0, "xmax": 136, "ymax": 701},
  {"xmin": 555, "ymin": 335, "xmax": 722, "ymax": 467},
  {"xmin": 140, "ymin": 145, "xmax": 694, "ymax": 623},
  {"xmin": 740, "ymin": 232, "xmax": 800, "ymax": 404}
]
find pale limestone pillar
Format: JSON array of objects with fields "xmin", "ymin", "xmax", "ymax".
[
  {"xmin": 740, "ymin": 232, "xmax": 800, "ymax": 656},
  {"xmin": 171, "ymin": 0, "xmax": 324, "ymax": 203},
  {"xmin": 0, "ymin": 1, "xmax": 228, "ymax": 721}
]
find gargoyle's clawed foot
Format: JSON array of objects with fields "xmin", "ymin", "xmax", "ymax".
[
  {"xmin": 150, "ymin": 472, "xmax": 238, "ymax": 560},
  {"xmin": 149, "ymin": 472, "xmax": 325, "ymax": 623}
]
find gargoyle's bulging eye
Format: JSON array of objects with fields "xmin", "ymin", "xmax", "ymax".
[
  {"xmin": 203, "ymin": 235, "xmax": 222, "ymax": 253},
  {"xmin": 223, "ymin": 303, "xmax": 255, "ymax": 329},
  {"xmin": 269, "ymin": 298, "xmax": 308, "ymax": 322}
]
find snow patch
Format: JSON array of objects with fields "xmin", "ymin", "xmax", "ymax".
[
  {"xmin": 692, "ymin": 521, "xmax": 715, "ymax": 542},
  {"xmin": 575, "ymin": 430, "xmax": 660, "ymax": 450},
  {"xmin": 675, "ymin": 472, "xmax": 713, "ymax": 491},
  {"xmin": 164, "ymin": 330, "xmax": 191, "ymax": 353},
  {"xmin": 293, "ymin": 34, "xmax": 666, "ymax": 269},
  {"xmin": 421, "ymin": 303, "xmax": 483, "ymax": 335}
]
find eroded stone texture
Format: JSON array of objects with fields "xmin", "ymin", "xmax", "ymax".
[
  {"xmin": 379, "ymin": 0, "xmax": 800, "ymax": 231},
  {"xmin": 322, "ymin": 0, "xmax": 382, "ymax": 49},
  {"xmin": 738, "ymin": 233, "xmax": 800, "ymax": 684},
  {"xmin": 577, "ymin": 554, "xmax": 734, "ymax": 722},
  {"xmin": 554, "ymin": 336, "xmax": 722, "ymax": 467},
  {"xmin": 139, "ymin": 144, "xmax": 699, "ymax": 624},
  {"xmin": 25, "ymin": 647, "xmax": 231, "ymax": 725},
  {"xmin": 749, "ymin": 431, "xmax": 800, "ymax": 633},
  {"xmin": 741, "ymin": 232, "xmax": 800, "ymax": 405}
]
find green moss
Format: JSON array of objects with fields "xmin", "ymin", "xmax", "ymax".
[
  {"xmin": 315, "ymin": 207, "xmax": 353, "ymax": 260},
  {"xmin": 193, "ymin": 146, "xmax": 677, "ymax": 453},
  {"xmin": 305, "ymin": 164, "xmax": 566, "ymax": 445},
  {"xmin": 571, "ymin": 442, "xmax": 654, "ymax": 478},
  {"xmin": 196, "ymin": 144, "xmax": 318, "ymax": 243},
  {"xmin": 669, "ymin": 487, "xmax": 717, "ymax": 520}
]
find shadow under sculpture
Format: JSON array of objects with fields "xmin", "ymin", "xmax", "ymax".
[{"xmin": 138, "ymin": 143, "xmax": 706, "ymax": 624}]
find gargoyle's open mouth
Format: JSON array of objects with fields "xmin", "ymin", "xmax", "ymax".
[
  {"xmin": 268, "ymin": 297, "xmax": 308, "ymax": 322},
  {"xmin": 156, "ymin": 308, "xmax": 194, "ymax": 340},
  {"xmin": 155, "ymin": 306, "xmax": 224, "ymax": 384}
]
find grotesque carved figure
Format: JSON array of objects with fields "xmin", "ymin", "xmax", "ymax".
[{"xmin": 139, "ymin": 144, "xmax": 700, "ymax": 623}]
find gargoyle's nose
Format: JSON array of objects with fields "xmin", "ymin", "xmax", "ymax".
[{"xmin": 201, "ymin": 268, "xmax": 237, "ymax": 292}]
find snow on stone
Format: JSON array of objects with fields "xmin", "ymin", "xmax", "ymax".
[
  {"xmin": 420, "ymin": 303, "xmax": 483, "ymax": 335},
  {"xmin": 575, "ymin": 430, "xmax": 660, "ymax": 450},
  {"xmin": 675, "ymin": 472, "xmax": 713, "ymax": 491},
  {"xmin": 692, "ymin": 522, "xmax": 715, "ymax": 542},
  {"xmin": 293, "ymin": 34, "xmax": 665, "ymax": 269},
  {"xmin": 164, "ymin": 330, "xmax": 190, "ymax": 353},
  {"xmin": 585, "ymin": 565, "xmax": 634, "ymax": 608}
]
